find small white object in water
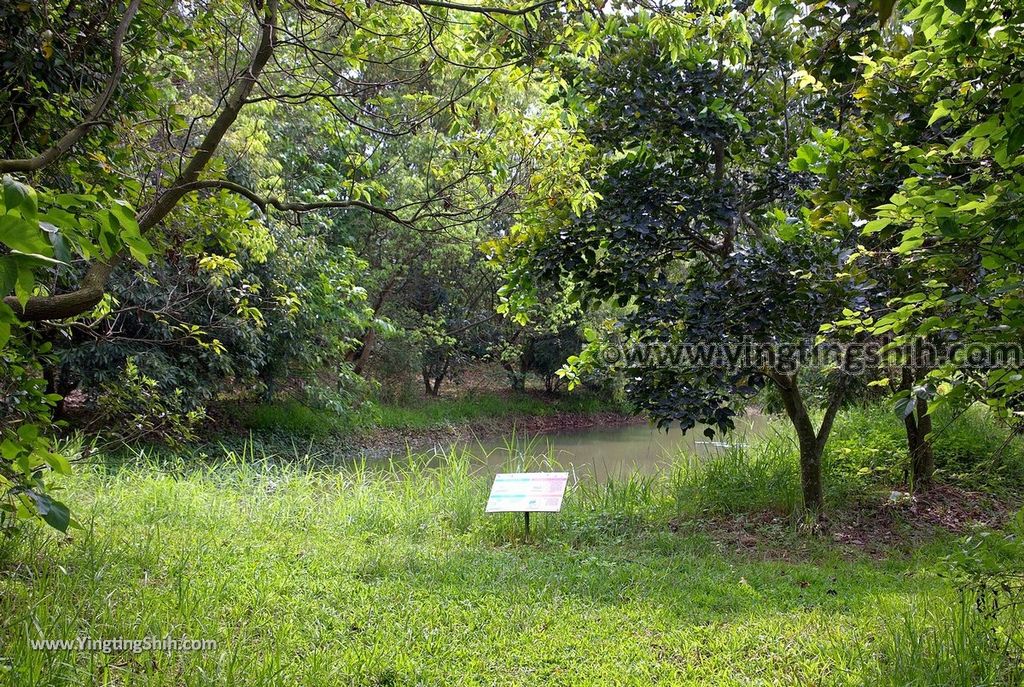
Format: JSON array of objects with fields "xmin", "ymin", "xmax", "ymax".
[{"xmin": 695, "ymin": 441, "xmax": 749, "ymax": 449}]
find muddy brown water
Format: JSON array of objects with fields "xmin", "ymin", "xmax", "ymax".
[{"xmin": 387, "ymin": 413, "xmax": 773, "ymax": 481}]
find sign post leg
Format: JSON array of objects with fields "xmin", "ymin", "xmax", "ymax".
[{"xmin": 524, "ymin": 511, "xmax": 530, "ymax": 541}]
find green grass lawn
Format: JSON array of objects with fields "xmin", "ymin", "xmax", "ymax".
[{"xmin": 1, "ymin": 445, "xmax": 1016, "ymax": 687}]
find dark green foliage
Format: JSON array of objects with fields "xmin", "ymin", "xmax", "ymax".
[
  {"xmin": 528, "ymin": 18, "xmax": 854, "ymax": 438},
  {"xmin": 521, "ymin": 328, "xmax": 582, "ymax": 393}
]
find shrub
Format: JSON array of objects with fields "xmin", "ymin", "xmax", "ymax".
[{"xmin": 90, "ymin": 358, "xmax": 205, "ymax": 447}]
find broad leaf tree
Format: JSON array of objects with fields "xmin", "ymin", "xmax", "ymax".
[
  {"xmin": 503, "ymin": 8, "xmax": 856, "ymax": 515},
  {"xmin": 806, "ymin": 0, "xmax": 1024, "ymax": 485}
]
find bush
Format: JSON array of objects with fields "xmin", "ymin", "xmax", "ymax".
[
  {"xmin": 90, "ymin": 358, "xmax": 205, "ymax": 447},
  {"xmin": 943, "ymin": 511, "xmax": 1024, "ymax": 655},
  {"xmin": 824, "ymin": 403, "xmax": 1024, "ymax": 493}
]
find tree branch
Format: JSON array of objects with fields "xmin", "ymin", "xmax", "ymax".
[
  {"xmin": 175, "ymin": 180, "xmax": 414, "ymax": 228},
  {"xmin": 815, "ymin": 372, "xmax": 849, "ymax": 456},
  {"xmin": 0, "ymin": 0, "xmax": 142, "ymax": 173},
  {"xmin": 4, "ymin": 257, "xmax": 121, "ymax": 321},
  {"xmin": 8, "ymin": 0, "xmax": 279, "ymax": 322},
  {"xmin": 403, "ymin": 0, "xmax": 556, "ymax": 16},
  {"xmin": 137, "ymin": 0, "xmax": 279, "ymax": 233}
]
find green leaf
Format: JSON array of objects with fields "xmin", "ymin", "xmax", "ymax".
[
  {"xmin": 1007, "ymin": 126, "xmax": 1024, "ymax": 155},
  {"xmin": 0, "ymin": 303, "xmax": 14, "ymax": 349},
  {"xmin": 118, "ymin": 223, "xmax": 155, "ymax": 264},
  {"xmin": 27, "ymin": 492, "xmax": 71, "ymax": 533},
  {"xmin": 944, "ymin": 0, "xmax": 965, "ymax": 14},
  {"xmin": 13, "ymin": 264, "xmax": 34, "ymax": 307},
  {"xmin": 0, "ymin": 257, "xmax": 16, "ymax": 296},
  {"xmin": 108, "ymin": 200, "xmax": 140, "ymax": 233},
  {"xmin": 863, "ymin": 218, "xmax": 891, "ymax": 235},
  {"xmin": 0, "ymin": 438, "xmax": 20, "ymax": 460},
  {"xmin": 0, "ymin": 215, "xmax": 52, "ymax": 256},
  {"xmin": 928, "ymin": 100, "xmax": 954, "ymax": 126},
  {"xmin": 45, "ymin": 451, "xmax": 72, "ymax": 476},
  {"xmin": 894, "ymin": 395, "xmax": 917, "ymax": 419},
  {"xmin": 17, "ymin": 424, "xmax": 38, "ymax": 442},
  {"xmin": 14, "ymin": 265, "xmax": 34, "ymax": 307},
  {"xmin": 774, "ymin": 3, "xmax": 798, "ymax": 24},
  {"xmin": 97, "ymin": 212, "xmax": 120, "ymax": 257},
  {"xmin": 2, "ymin": 176, "xmax": 38, "ymax": 218}
]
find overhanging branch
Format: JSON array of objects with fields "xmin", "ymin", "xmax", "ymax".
[
  {"xmin": 8, "ymin": 0, "xmax": 279, "ymax": 322},
  {"xmin": 4, "ymin": 257, "xmax": 120, "ymax": 321},
  {"xmin": 0, "ymin": 0, "xmax": 142, "ymax": 174},
  {"xmin": 176, "ymin": 180, "xmax": 414, "ymax": 228},
  {"xmin": 404, "ymin": 0, "xmax": 556, "ymax": 16}
]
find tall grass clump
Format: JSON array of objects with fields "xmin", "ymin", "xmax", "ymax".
[
  {"xmin": 667, "ymin": 429, "xmax": 802, "ymax": 518},
  {"xmin": 824, "ymin": 403, "xmax": 908, "ymax": 491},
  {"xmin": 853, "ymin": 597, "xmax": 1023, "ymax": 687}
]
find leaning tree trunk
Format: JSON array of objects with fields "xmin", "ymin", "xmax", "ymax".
[
  {"xmin": 352, "ymin": 328, "xmax": 376, "ymax": 376},
  {"xmin": 427, "ymin": 358, "xmax": 450, "ymax": 397}
]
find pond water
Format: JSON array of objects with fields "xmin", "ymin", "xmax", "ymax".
[{"xmin": 398, "ymin": 413, "xmax": 773, "ymax": 481}]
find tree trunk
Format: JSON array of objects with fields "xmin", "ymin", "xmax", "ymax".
[
  {"xmin": 901, "ymin": 368, "xmax": 935, "ymax": 489},
  {"xmin": 352, "ymin": 328, "xmax": 376, "ymax": 376},
  {"xmin": 769, "ymin": 372, "xmax": 849, "ymax": 517},
  {"xmin": 259, "ymin": 365, "xmax": 277, "ymax": 402},
  {"xmin": 348, "ymin": 281, "xmax": 395, "ymax": 377},
  {"xmin": 912, "ymin": 399, "xmax": 935, "ymax": 485},
  {"xmin": 429, "ymin": 358, "xmax": 450, "ymax": 396},
  {"xmin": 775, "ymin": 379, "xmax": 825, "ymax": 514}
]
